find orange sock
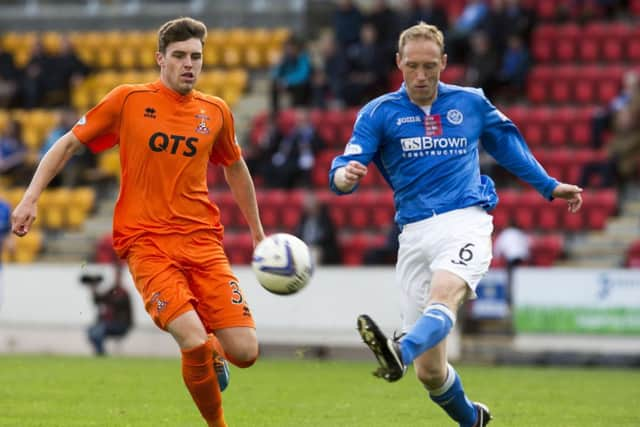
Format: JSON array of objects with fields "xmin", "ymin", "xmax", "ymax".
[
  {"xmin": 181, "ymin": 338, "xmax": 227, "ymax": 427},
  {"xmin": 208, "ymin": 333, "xmax": 226, "ymax": 359}
]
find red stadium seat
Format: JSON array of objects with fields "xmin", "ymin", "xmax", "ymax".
[
  {"xmin": 597, "ymin": 66, "xmax": 624, "ymax": 104},
  {"xmin": 625, "ymin": 240, "xmax": 640, "ymax": 268},
  {"xmin": 527, "ymin": 66, "xmax": 554, "ymax": 103},
  {"xmin": 550, "ymin": 65, "xmax": 576, "ymax": 103},
  {"xmin": 513, "ymin": 191, "xmax": 539, "ymax": 230},
  {"xmin": 555, "ymin": 24, "xmax": 580, "ymax": 62},
  {"xmin": 224, "ymin": 233, "xmax": 253, "ymax": 265},
  {"xmin": 531, "ymin": 24, "xmax": 557, "ymax": 62},
  {"xmin": 627, "ymin": 27, "xmax": 640, "ymax": 62},
  {"xmin": 530, "ymin": 234, "xmax": 564, "ymax": 266},
  {"xmin": 584, "ymin": 189, "xmax": 618, "ymax": 230},
  {"xmin": 574, "ymin": 65, "xmax": 599, "ymax": 104},
  {"xmin": 570, "ymin": 107, "xmax": 594, "ymax": 147},
  {"xmin": 547, "ymin": 107, "xmax": 572, "ymax": 147}
]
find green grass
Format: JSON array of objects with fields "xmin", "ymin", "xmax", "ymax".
[{"xmin": 0, "ymin": 355, "xmax": 639, "ymax": 426}]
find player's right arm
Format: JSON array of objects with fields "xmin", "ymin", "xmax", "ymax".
[
  {"xmin": 329, "ymin": 106, "xmax": 381, "ymax": 194},
  {"xmin": 11, "ymin": 131, "xmax": 84, "ymax": 237},
  {"xmin": 332, "ymin": 161, "xmax": 368, "ymax": 192}
]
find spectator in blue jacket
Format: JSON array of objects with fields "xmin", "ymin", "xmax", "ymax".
[{"xmin": 270, "ymin": 35, "xmax": 312, "ymax": 113}]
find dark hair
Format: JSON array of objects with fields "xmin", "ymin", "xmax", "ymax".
[{"xmin": 157, "ymin": 17, "xmax": 207, "ymax": 53}]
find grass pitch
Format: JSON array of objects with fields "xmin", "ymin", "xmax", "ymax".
[{"xmin": 0, "ymin": 355, "xmax": 638, "ymax": 427}]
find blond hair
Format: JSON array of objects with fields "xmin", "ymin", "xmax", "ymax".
[
  {"xmin": 397, "ymin": 22, "xmax": 445, "ymax": 57},
  {"xmin": 157, "ymin": 17, "xmax": 207, "ymax": 53}
]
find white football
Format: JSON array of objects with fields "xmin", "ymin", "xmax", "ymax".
[{"xmin": 251, "ymin": 233, "xmax": 314, "ymax": 295}]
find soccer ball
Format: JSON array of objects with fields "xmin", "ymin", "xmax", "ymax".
[{"xmin": 251, "ymin": 233, "xmax": 314, "ymax": 295}]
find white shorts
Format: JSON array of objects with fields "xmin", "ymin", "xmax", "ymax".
[{"xmin": 396, "ymin": 206, "xmax": 493, "ymax": 331}]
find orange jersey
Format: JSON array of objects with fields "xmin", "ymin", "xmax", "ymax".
[{"xmin": 72, "ymin": 80, "xmax": 241, "ymax": 257}]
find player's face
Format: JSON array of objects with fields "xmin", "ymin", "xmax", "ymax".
[
  {"xmin": 157, "ymin": 38, "xmax": 203, "ymax": 95},
  {"xmin": 396, "ymin": 38, "xmax": 446, "ymax": 106}
]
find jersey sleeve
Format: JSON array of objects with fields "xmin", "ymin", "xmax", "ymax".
[
  {"xmin": 72, "ymin": 85, "xmax": 129, "ymax": 153},
  {"xmin": 479, "ymin": 94, "xmax": 559, "ymax": 200},
  {"xmin": 329, "ymin": 106, "xmax": 383, "ymax": 194},
  {"xmin": 209, "ymin": 100, "xmax": 242, "ymax": 166}
]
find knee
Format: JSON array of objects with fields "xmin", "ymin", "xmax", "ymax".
[
  {"xmin": 226, "ymin": 340, "xmax": 259, "ymax": 368},
  {"xmin": 415, "ymin": 363, "xmax": 447, "ymax": 389}
]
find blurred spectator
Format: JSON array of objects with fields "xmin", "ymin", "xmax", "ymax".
[
  {"xmin": 400, "ymin": 0, "xmax": 449, "ymax": 35},
  {"xmin": 591, "ymin": 70, "xmax": 639, "ymax": 149},
  {"xmin": 0, "ymin": 45, "xmax": 18, "ymax": 108},
  {"xmin": 263, "ymin": 109, "xmax": 324, "ymax": 189},
  {"xmin": 40, "ymin": 108, "xmax": 104, "ymax": 188},
  {"xmin": 464, "ymin": 30, "xmax": 499, "ymax": 99},
  {"xmin": 84, "ymin": 260, "xmax": 133, "ymax": 356},
  {"xmin": 580, "ymin": 81, "xmax": 640, "ymax": 190},
  {"xmin": 333, "ymin": 0, "xmax": 364, "ymax": 49},
  {"xmin": 493, "ymin": 222, "xmax": 530, "ymax": 307},
  {"xmin": 366, "ymin": 0, "xmax": 401, "ymax": 62},
  {"xmin": 310, "ymin": 33, "xmax": 349, "ymax": 109},
  {"xmin": 447, "ymin": 0, "xmax": 490, "ymax": 62},
  {"xmin": 295, "ymin": 193, "xmax": 341, "ymax": 265},
  {"xmin": 495, "ymin": 34, "xmax": 530, "ymax": 98},
  {"xmin": 363, "ymin": 223, "xmax": 400, "ymax": 265},
  {"xmin": 482, "ymin": 0, "xmax": 536, "ymax": 55},
  {"xmin": 270, "ymin": 35, "xmax": 312, "ymax": 113},
  {"xmin": 43, "ymin": 36, "xmax": 90, "ymax": 107},
  {"xmin": 343, "ymin": 23, "xmax": 389, "ymax": 106},
  {"xmin": 18, "ymin": 38, "xmax": 51, "ymax": 109},
  {"xmin": 94, "ymin": 233, "xmax": 118, "ymax": 264},
  {"xmin": 0, "ymin": 119, "xmax": 28, "ymax": 185}
]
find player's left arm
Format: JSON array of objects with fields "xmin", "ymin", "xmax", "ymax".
[
  {"xmin": 479, "ymin": 96, "xmax": 582, "ymax": 212},
  {"xmin": 223, "ymin": 158, "xmax": 265, "ymax": 246}
]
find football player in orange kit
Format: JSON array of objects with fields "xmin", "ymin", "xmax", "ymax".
[{"xmin": 11, "ymin": 17, "xmax": 264, "ymax": 427}]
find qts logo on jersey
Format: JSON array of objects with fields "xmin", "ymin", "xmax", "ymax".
[{"xmin": 148, "ymin": 132, "xmax": 198, "ymax": 157}]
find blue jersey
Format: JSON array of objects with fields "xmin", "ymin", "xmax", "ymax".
[
  {"xmin": 0, "ymin": 200, "xmax": 9, "ymax": 267},
  {"xmin": 329, "ymin": 82, "xmax": 559, "ymax": 226}
]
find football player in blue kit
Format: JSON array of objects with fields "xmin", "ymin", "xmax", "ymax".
[{"xmin": 329, "ymin": 22, "xmax": 583, "ymax": 427}]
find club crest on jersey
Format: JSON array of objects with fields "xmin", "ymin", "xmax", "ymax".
[
  {"xmin": 446, "ymin": 109, "xmax": 463, "ymax": 125},
  {"xmin": 195, "ymin": 112, "xmax": 210, "ymax": 135}
]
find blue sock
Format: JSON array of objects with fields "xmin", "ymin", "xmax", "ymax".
[
  {"xmin": 429, "ymin": 364, "xmax": 478, "ymax": 427},
  {"xmin": 399, "ymin": 303, "xmax": 455, "ymax": 365}
]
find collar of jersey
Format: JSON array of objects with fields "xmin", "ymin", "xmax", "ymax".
[
  {"xmin": 153, "ymin": 79, "xmax": 194, "ymax": 102},
  {"xmin": 399, "ymin": 81, "xmax": 447, "ymax": 106}
]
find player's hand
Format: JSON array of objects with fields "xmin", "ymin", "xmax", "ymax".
[
  {"xmin": 11, "ymin": 198, "xmax": 37, "ymax": 237},
  {"xmin": 552, "ymin": 183, "xmax": 583, "ymax": 213},
  {"xmin": 342, "ymin": 161, "xmax": 368, "ymax": 186}
]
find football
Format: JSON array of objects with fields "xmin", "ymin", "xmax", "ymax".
[{"xmin": 251, "ymin": 233, "xmax": 314, "ymax": 295}]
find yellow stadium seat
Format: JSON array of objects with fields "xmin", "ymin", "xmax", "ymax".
[
  {"xmin": 42, "ymin": 31, "xmax": 62, "ymax": 54},
  {"xmin": 96, "ymin": 48, "xmax": 115, "ymax": 69},
  {"xmin": 13, "ymin": 229, "xmax": 43, "ymax": 263},
  {"xmin": 71, "ymin": 187, "xmax": 95, "ymax": 212},
  {"xmin": 0, "ymin": 111, "xmax": 8, "ymax": 132},
  {"xmin": 117, "ymin": 47, "xmax": 137, "ymax": 69},
  {"xmin": 39, "ymin": 188, "xmax": 71, "ymax": 229},
  {"xmin": 244, "ymin": 46, "xmax": 265, "ymax": 69},
  {"xmin": 271, "ymin": 27, "xmax": 291, "ymax": 45},
  {"xmin": 139, "ymin": 49, "xmax": 157, "ymax": 69},
  {"xmin": 98, "ymin": 149, "xmax": 121, "ymax": 178},
  {"xmin": 222, "ymin": 47, "xmax": 241, "ymax": 68},
  {"xmin": 72, "ymin": 85, "xmax": 92, "ymax": 111},
  {"xmin": 203, "ymin": 44, "xmax": 220, "ymax": 68},
  {"xmin": 6, "ymin": 187, "xmax": 25, "ymax": 209},
  {"xmin": 226, "ymin": 69, "xmax": 248, "ymax": 92}
]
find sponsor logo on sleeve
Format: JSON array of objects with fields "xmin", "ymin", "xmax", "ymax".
[{"xmin": 344, "ymin": 142, "xmax": 363, "ymax": 155}]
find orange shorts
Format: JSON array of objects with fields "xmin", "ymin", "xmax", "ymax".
[{"xmin": 126, "ymin": 230, "xmax": 255, "ymax": 331}]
